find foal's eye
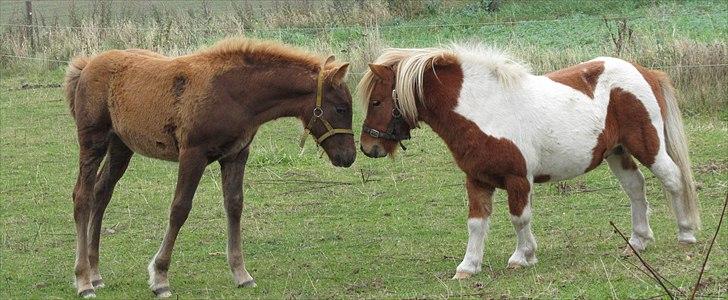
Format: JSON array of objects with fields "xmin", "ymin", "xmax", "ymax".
[{"xmin": 371, "ymin": 100, "xmax": 381, "ymax": 107}]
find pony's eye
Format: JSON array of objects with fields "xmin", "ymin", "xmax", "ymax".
[{"xmin": 372, "ymin": 100, "xmax": 381, "ymax": 107}]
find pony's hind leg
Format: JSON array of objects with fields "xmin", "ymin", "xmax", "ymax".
[
  {"xmin": 648, "ymin": 151, "xmax": 698, "ymax": 244},
  {"xmin": 219, "ymin": 148, "xmax": 256, "ymax": 287},
  {"xmin": 73, "ymin": 128, "xmax": 110, "ymax": 298},
  {"xmin": 504, "ymin": 176, "xmax": 537, "ymax": 268},
  {"xmin": 87, "ymin": 133, "xmax": 133, "ymax": 289},
  {"xmin": 148, "ymin": 147, "xmax": 208, "ymax": 298},
  {"xmin": 606, "ymin": 150, "xmax": 654, "ymax": 253},
  {"xmin": 453, "ymin": 177, "xmax": 494, "ymax": 279}
]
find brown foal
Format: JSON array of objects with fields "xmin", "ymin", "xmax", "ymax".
[{"xmin": 64, "ymin": 38, "xmax": 355, "ymax": 298}]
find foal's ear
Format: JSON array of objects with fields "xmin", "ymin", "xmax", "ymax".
[
  {"xmin": 324, "ymin": 55, "xmax": 336, "ymax": 65},
  {"xmin": 368, "ymin": 64, "xmax": 394, "ymax": 80},
  {"xmin": 329, "ymin": 63, "xmax": 349, "ymax": 85}
]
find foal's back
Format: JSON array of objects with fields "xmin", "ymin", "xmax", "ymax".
[{"xmin": 76, "ymin": 50, "xmax": 217, "ymax": 161}]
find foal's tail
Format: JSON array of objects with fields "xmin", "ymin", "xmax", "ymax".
[
  {"xmin": 64, "ymin": 56, "xmax": 90, "ymax": 120},
  {"xmin": 657, "ymin": 71, "xmax": 700, "ymax": 229}
]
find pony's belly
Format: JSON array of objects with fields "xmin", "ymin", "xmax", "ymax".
[{"xmin": 534, "ymin": 150, "xmax": 594, "ymax": 182}]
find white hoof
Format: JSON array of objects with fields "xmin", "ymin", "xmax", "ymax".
[{"xmin": 452, "ymin": 272, "xmax": 473, "ymax": 279}]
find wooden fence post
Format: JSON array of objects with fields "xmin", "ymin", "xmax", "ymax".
[{"xmin": 25, "ymin": 0, "xmax": 35, "ymax": 53}]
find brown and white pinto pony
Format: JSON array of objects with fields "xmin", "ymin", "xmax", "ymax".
[
  {"xmin": 358, "ymin": 44, "xmax": 699, "ymax": 279},
  {"xmin": 64, "ymin": 38, "xmax": 355, "ymax": 298}
]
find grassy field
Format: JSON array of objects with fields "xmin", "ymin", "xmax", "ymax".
[{"xmin": 1, "ymin": 0, "xmax": 727, "ymax": 299}]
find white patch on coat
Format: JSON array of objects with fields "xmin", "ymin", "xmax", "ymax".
[{"xmin": 452, "ymin": 53, "xmax": 664, "ymax": 180}]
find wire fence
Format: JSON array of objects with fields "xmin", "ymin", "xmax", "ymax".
[{"xmin": 1, "ymin": 12, "xmax": 725, "ymax": 32}]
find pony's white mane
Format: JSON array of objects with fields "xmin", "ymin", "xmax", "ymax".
[{"xmin": 358, "ymin": 43, "xmax": 531, "ymax": 125}]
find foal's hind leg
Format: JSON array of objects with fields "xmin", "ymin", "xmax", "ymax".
[
  {"xmin": 606, "ymin": 151, "xmax": 654, "ymax": 253},
  {"xmin": 219, "ymin": 148, "xmax": 256, "ymax": 287},
  {"xmin": 148, "ymin": 148, "xmax": 208, "ymax": 298},
  {"xmin": 87, "ymin": 134, "xmax": 133, "ymax": 288},
  {"xmin": 453, "ymin": 177, "xmax": 494, "ymax": 279},
  {"xmin": 73, "ymin": 128, "xmax": 110, "ymax": 298},
  {"xmin": 504, "ymin": 176, "xmax": 537, "ymax": 268}
]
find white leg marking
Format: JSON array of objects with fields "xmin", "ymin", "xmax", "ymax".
[
  {"xmin": 148, "ymin": 252, "xmax": 171, "ymax": 298},
  {"xmin": 650, "ymin": 151, "xmax": 696, "ymax": 243},
  {"xmin": 508, "ymin": 205, "xmax": 537, "ymax": 268},
  {"xmin": 606, "ymin": 155, "xmax": 654, "ymax": 251},
  {"xmin": 454, "ymin": 218, "xmax": 489, "ymax": 278}
]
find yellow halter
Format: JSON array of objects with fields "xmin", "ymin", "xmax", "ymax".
[{"xmin": 298, "ymin": 56, "xmax": 354, "ymax": 148}]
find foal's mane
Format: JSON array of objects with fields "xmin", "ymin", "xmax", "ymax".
[
  {"xmin": 358, "ymin": 44, "xmax": 530, "ymax": 125},
  {"xmin": 196, "ymin": 37, "xmax": 325, "ymax": 71}
]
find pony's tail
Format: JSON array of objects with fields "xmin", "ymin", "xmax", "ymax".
[
  {"xmin": 64, "ymin": 56, "xmax": 89, "ymax": 120},
  {"xmin": 657, "ymin": 70, "xmax": 700, "ymax": 229}
]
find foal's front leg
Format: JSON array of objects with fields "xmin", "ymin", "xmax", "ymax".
[
  {"xmin": 453, "ymin": 177, "xmax": 494, "ymax": 279},
  {"xmin": 148, "ymin": 148, "xmax": 208, "ymax": 298},
  {"xmin": 505, "ymin": 176, "xmax": 537, "ymax": 268},
  {"xmin": 219, "ymin": 148, "xmax": 256, "ymax": 287}
]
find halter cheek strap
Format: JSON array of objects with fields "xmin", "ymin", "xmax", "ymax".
[
  {"xmin": 361, "ymin": 89, "xmax": 412, "ymax": 147},
  {"xmin": 299, "ymin": 58, "xmax": 354, "ymax": 149}
]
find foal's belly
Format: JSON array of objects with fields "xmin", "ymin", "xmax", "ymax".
[
  {"xmin": 115, "ymin": 127, "xmax": 180, "ymax": 161},
  {"xmin": 109, "ymin": 98, "xmax": 180, "ymax": 161}
]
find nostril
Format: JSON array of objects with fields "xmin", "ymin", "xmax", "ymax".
[{"xmin": 371, "ymin": 144, "xmax": 382, "ymax": 154}]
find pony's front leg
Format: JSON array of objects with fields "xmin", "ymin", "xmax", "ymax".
[
  {"xmin": 148, "ymin": 148, "xmax": 207, "ymax": 298},
  {"xmin": 505, "ymin": 176, "xmax": 537, "ymax": 268},
  {"xmin": 219, "ymin": 148, "xmax": 256, "ymax": 288},
  {"xmin": 453, "ymin": 178, "xmax": 494, "ymax": 279}
]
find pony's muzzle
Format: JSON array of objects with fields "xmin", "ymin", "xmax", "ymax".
[{"xmin": 361, "ymin": 144, "xmax": 387, "ymax": 158}]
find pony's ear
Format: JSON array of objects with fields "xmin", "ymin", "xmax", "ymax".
[
  {"xmin": 329, "ymin": 63, "xmax": 349, "ymax": 85},
  {"xmin": 368, "ymin": 63, "xmax": 394, "ymax": 80}
]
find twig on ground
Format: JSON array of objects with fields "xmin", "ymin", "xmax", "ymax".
[
  {"xmin": 610, "ymin": 221, "xmax": 674, "ymax": 300},
  {"xmin": 690, "ymin": 192, "xmax": 728, "ymax": 300},
  {"xmin": 623, "ymin": 258, "xmax": 683, "ymax": 295}
]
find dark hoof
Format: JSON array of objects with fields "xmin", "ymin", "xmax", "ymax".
[
  {"xmin": 91, "ymin": 279, "xmax": 104, "ymax": 288},
  {"xmin": 78, "ymin": 288, "xmax": 96, "ymax": 298},
  {"xmin": 152, "ymin": 286, "xmax": 171, "ymax": 298},
  {"xmin": 238, "ymin": 279, "xmax": 256, "ymax": 288}
]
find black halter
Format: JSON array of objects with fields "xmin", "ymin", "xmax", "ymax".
[{"xmin": 361, "ymin": 89, "xmax": 411, "ymax": 148}]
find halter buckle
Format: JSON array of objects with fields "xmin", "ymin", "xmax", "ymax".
[
  {"xmin": 369, "ymin": 129, "xmax": 380, "ymax": 138},
  {"xmin": 313, "ymin": 107, "xmax": 323, "ymax": 118}
]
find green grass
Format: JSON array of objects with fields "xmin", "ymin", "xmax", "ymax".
[
  {"xmin": 1, "ymin": 0, "xmax": 727, "ymax": 299},
  {"xmin": 1, "ymin": 64, "xmax": 727, "ymax": 300}
]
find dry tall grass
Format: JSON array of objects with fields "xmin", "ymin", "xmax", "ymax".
[{"xmin": 1, "ymin": 0, "xmax": 725, "ymax": 113}]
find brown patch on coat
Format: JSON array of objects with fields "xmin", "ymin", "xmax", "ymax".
[
  {"xmin": 586, "ymin": 88, "xmax": 660, "ymax": 172},
  {"xmin": 632, "ymin": 63, "xmax": 667, "ymax": 119},
  {"xmin": 546, "ymin": 61, "xmax": 605, "ymax": 98},
  {"xmin": 534, "ymin": 175, "xmax": 551, "ymax": 183},
  {"xmin": 413, "ymin": 57, "xmax": 531, "ymax": 217}
]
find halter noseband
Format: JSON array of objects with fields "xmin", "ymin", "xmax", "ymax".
[
  {"xmin": 361, "ymin": 89, "xmax": 411, "ymax": 145},
  {"xmin": 298, "ymin": 57, "xmax": 354, "ymax": 149}
]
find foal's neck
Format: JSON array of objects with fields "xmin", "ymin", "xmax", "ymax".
[{"xmin": 221, "ymin": 62, "xmax": 317, "ymax": 125}]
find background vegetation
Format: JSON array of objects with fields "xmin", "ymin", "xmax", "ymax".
[{"xmin": 1, "ymin": 0, "xmax": 726, "ymax": 298}]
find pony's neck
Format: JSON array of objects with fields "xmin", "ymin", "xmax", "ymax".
[{"xmin": 412, "ymin": 63, "xmax": 480, "ymax": 165}]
